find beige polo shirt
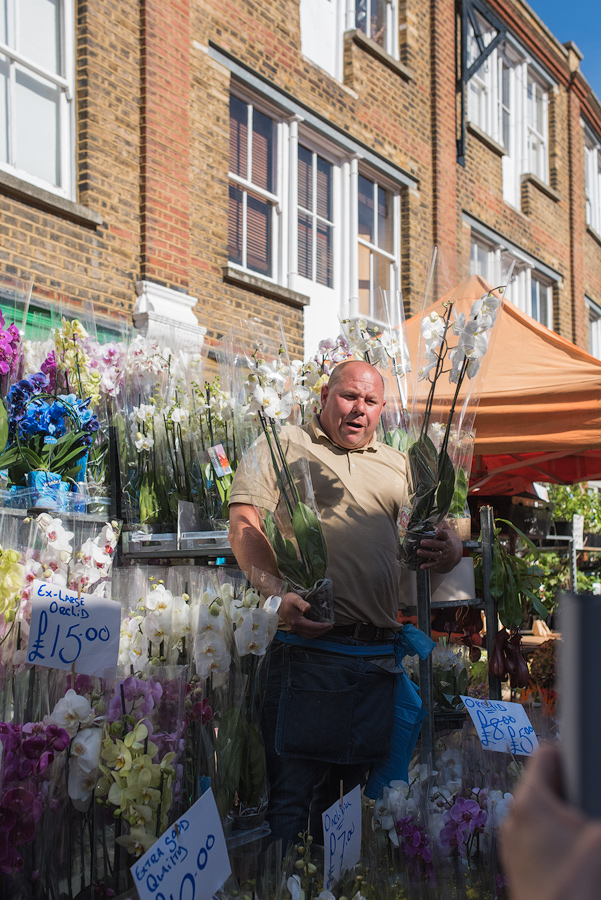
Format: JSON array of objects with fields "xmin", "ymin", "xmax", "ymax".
[{"xmin": 229, "ymin": 415, "xmax": 408, "ymax": 629}]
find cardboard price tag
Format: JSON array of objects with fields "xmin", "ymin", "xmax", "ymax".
[
  {"xmin": 322, "ymin": 784, "xmax": 361, "ymax": 891},
  {"xmin": 460, "ymin": 696, "xmax": 538, "ymax": 756},
  {"xmin": 26, "ymin": 580, "xmax": 121, "ymax": 676},
  {"xmin": 131, "ymin": 788, "xmax": 231, "ymax": 900}
]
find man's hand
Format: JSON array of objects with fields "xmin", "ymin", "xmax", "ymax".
[
  {"xmin": 417, "ymin": 521, "xmax": 463, "ymax": 572},
  {"xmin": 500, "ymin": 744, "xmax": 601, "ymax": 900},
  {"xmin": 280, "ymin": 592, "xmax": 333, "ymax": 639}
]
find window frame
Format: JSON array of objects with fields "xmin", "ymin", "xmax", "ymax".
[
  {"xmin": 466, "ymin": 16, "xmax": 552, "ymax": 207},
  {"xmin": 297, "ymin": 141, "xmax": 336, "ymax": 289},
  {"xmin": 584, "ymin": 124, "xmax": 601, "ymax": 235},
  {"xmin": 0, "ymin": 0, "xmax": 75, "ymax": 198},
  {"xmin": 226, "ymin": 84, "xmax": 403, "ymax": 347},
  {"xmin": 586, "ymin": 297, "xmax": 601, "ymax": 360},
  {"xmin": 355, "ymin": 0, "xmax": 398, "ymax": 59},
  {"xmin": 227, "ymin": 91, "xmax": 283, "ymax": 282},
  {"xmin": 469, "ymin": 231, "xmax": 554, "ymax": 329},
  {"xmin": 355, "ymin": 167, "xmax": 401, "ymax": 324}
]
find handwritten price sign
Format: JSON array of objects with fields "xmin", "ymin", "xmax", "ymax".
[
  {"xmin": 460, "ymin": 696, "xmax": 538, "ymax": 756},
  {"xmin": 26, "ymin": 580, "xmax": 121, "ymax": 676},
  {"xmin": 322, "ymin": 784, "xmax": 361, "ymax": 891},
  {"xmin": 131, "ymin": 788, "xmax": 231, "ymax": 900}
]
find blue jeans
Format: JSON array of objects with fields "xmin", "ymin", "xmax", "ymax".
[{"xmin": 261, "ymin": 637, "xmax": 395, "ymax": 845}]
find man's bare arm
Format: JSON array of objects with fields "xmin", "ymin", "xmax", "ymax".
[{"xmin": 228, "ymin": 503, "xmax": 332, "ymax": 638}]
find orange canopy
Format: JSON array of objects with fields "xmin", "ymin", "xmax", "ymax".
[{"xmin": 402, "ymin": 276, "xmax": 601, "ymax": 493}]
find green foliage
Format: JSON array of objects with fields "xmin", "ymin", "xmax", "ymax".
[
  {"xmin": 534, "ymin": 550, "xmax": 601, "ymax": 614},
  {"xmin": 0, "ymin": 401, "xmax": 8, "ymax": 455},
  {"xmin": 547, "ymin": 482, "xmax": 601, "ymax": 533},
  {"xmin": 407, "ymin": 435, "xmax": 456, "ymax": 526},
  {"xmin": 448, "ymin": 467, "xmax": 469, "ymax": 518},
  {"xmin": 433, "ymin": 663, "xmax": 468, "ymax": 711},
  {"xmin": 384, "ymin": 427, "xmax": 411, "ymax": 452},
  {"xmin": 264, "ymin": 503, "xmax": 328, "ymax": 591},
  {"xmin": 474, "ymin": 518, "xmax": 547, "ymax": 630}
]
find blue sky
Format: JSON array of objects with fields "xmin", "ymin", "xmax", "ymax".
[{"xmin": 527, "ymin": 1, "xmax": 601, "ymax": 100}]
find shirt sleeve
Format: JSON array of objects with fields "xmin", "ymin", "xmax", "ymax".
[{"xmin": 228, "ymin": 432, "xmax": 280, "ymax": 512}]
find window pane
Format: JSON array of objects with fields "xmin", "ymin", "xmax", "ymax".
[
  {"xmin": 298, "ymin": 212, "xmax": 312, "ymax": 280},
  {"xmin": 316, "ymin": 155, "xmax": 332, "ymax": 220},
  {"xmin": 501, "ymin": 64, "xmax": 510, "ymax": 107},
  {"xmin": 229, "ymin": 96, "xmax": 248, "ymax": 179},
  {"xmin": 15, "ymin": 66, "xmax": 60, "ymax": 186},
  {"xmin": 247, "ymin": 194, "xmax": 271, "ymax": 276},
  {"xmin": 228, "ymin": 185, "xmax": 244, "ymax": 266},
  {"xmin": 531, "ymin": 279, "xmax": 548, "ymax": 325},
  {"xmin": 358, "ymin": 175, "xmax": 374, "ymax": 243},
  {"xmin": 356, "ymin": 0, "xmax": 368, "ymax": 35},
  {"xmin": 0, "ymin": 55, "xmax": 8, "ymax": 164},
  {"xmin": 373, "ymin": 0, "xmax": 387, "ymax": 47},
  {"xmin": 252, "ymin": 108, "xmax": 275, "ymax": 193},
  {"xmin": 374, "ymin": 253, "xmax": 391, "ymax": 307},
  {"xmin": 0, "ymin": 1, "xmax": 6, "ymax": 45},
  {"xmin": 377, "ymin": 185, "xmax": 393, "ymax": 252},
  {"xmin": 19, "ymin": 0, "xmax": 60, "ymax": 74},
  {"xmin": 298, "ymin": 145, "xmax": 312, "ymax": 212},
  {"xmin": 358, "ymin": 243, "xmax": 371, "ymax": 316},
  {"xmin": 316, "ymin": 221, "xmax": 333, "ymax": 287}
]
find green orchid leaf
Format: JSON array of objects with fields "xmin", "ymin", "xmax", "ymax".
[
  {"xmin": 238, "ymin": 721, "xmax": 267, "ymax": 808},
  {"xmin": 435, "ymin": 449, "xmax": 456, "ymax": 519},
  {"xmin": 448, "ymin": 467, "xmax": 469, "ymax": 517},
  {"xmin": 457, "ymin": 667, "xmax": 469, "ymax": 695},
  {"xmin": 19, "ymin": 447, "xmax": 44, "ymax": 470},
  {"xmin": 0, "ymin": 402, "xmax": 8, "ymax": 455},
  {"xmin": 292, "ymin": 501, "xmax": 328, "ymax": 582},
  {"xmin": 495, "ymin": 518, "xmax": 539, "ymax": 555},
  {"xmin": 264, "ymin": 510, "xmax": 308, "ymax": 587}
]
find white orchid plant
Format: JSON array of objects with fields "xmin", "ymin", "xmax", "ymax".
[
  {"xmin": 239, "ymin": 342, "xmax": 332, "ymax": 621},
  {"xmin": 399, "ymin": 287, "xmax": 504, "ymax": 565}
]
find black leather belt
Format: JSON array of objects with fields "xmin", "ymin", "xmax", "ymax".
[{"xmin": 329, "ymin": 623, "xmax": 396, "ymax": 641}]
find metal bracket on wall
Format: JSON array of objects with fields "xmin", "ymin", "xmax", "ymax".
[{"xmin": 456, "ymin": 0, "xmax": 507, "ymax": 166}]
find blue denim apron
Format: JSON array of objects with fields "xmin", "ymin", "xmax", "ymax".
[{"xmin": 274, "ymin": 624, "xmax": 435, "ymax": 793}]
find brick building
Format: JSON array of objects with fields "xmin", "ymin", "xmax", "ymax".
[{"xmin": 1, "ymin": 0, "xmax": 601, "ymax": 363}]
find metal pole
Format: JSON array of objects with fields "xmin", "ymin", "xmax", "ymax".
[
  {"xmin": 416, "ymin": 567, "xmax": 434, "ymax": 762},
  {"xmin": 481, "ymin": 505, "xmax": 502, "ymax": 700},
  {"xmin": 569, "ymin": 538, "xmax": 577, "ymax": 592}
]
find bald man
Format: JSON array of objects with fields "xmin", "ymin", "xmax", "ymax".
[{"xmin": 229, "ymin": 360, "xmax": 462, "ymax": 843}]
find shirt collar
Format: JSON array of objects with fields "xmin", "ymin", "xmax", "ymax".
[{"xmin": 311, "ymin": 414, "xmax": 379, "ymax": 452}]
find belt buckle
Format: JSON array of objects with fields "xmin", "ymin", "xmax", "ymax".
[{"xmin": 353, "ymin": 622, "xmax": 376, "ymax": 641}]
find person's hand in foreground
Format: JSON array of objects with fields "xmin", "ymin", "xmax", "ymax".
[
  {"xmin": 500, "ymin": 743, "xmax": 601, "ymax": 900},
  {"xmin": 417, "ymin": 520, "xmax": 463, "ymax": 572},
  {"xmin": 279, "ymin": 592, "xmax": 333, "ymax": 639}
]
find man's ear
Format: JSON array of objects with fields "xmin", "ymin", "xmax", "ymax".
[{"xmin": 320, "ymin": 383, "xmax": 329, "ymax": 408}]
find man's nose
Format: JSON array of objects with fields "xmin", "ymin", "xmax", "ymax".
[{"xmin": 353, "ymin": 397, "xmax": 366, "ymax": 413}]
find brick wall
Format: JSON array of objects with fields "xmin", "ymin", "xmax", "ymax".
[
  {"xmin": 0, "ymin": 0, "xmax": 140, "ymax": 322},
  {"xmin": 1, "ymin": 0, "xmax": 601, "ymax": 359}
]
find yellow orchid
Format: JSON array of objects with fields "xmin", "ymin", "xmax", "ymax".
[
  {"xmin": 115, "ymin": 824, "xmax": 156, "ymax": 857},
  {"xmin": 101, "ymin": 737, "xmax": 132, "ymax": 774}
]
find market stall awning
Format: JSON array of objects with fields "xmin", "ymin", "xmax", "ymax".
[{"xmin": 403, "ymin": 275, "xmax": 601, "ymax": 493}]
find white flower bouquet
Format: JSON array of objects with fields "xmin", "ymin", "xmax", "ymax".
[
  {"xmin": 228, "ymin": 319, "xmax": 333, "ymax": 623},
  {"xmin": 399, "ymin": 281, "xmax": 507, "ymax": 567}
]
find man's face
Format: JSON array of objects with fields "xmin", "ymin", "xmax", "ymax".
[{"xmin": 319, "ymin": 362, "xmax": 385, "ymax": 450}]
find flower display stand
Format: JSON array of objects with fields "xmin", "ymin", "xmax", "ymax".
[{"xmin": 417, "ymin": 505, "xmax": 500, "ymax": 761}]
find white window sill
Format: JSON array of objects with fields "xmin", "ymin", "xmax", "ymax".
[
  {"xmin": 520, "ymin": 172, "xmax": 561, "ymax": 204},
  {"xmin": 223, "ymin": 266, "xmax": 310, "ymax": 308},
  {"xmin": 346, "ymin": 29, "xmax": 414, "ymax": 82},
  {"xmin": 0, "ymin": 169, "xmax": 103, "ymax": 228},
  {"xmin": 587, "ymin": 225, "xmax": 601, "ymax": 249},
  {"xmin": 467, "ymin": 121, "xmax": 506, "ymax": 158}
]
